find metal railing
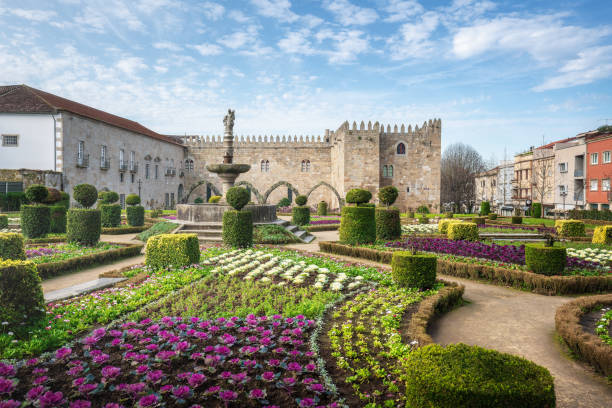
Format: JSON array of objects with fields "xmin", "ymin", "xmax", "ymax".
[
  {"xmin": 574, "ymin": 169, "xmax": 584, "ymax": 177},
  {"xmin": 119, "ymin": 162, "xmax": 128, "ymax": 172},
  {"xmin": 76, "ymin": 154, "xmax": 89, "ymax": 168},
  {"xmin": 129, "ymin": 162, "xmax": 138, "ymax": 173},
  {"xmin": 165, "ymin": 167, "xmax": 176, "ymax": 176},
  {"xmin": 574, "ymin": 193, "xmax": 584, "ymax": 201},
  {"xmin": 100, "ymin": 158, "xmax": 110, "ymax": 170}
]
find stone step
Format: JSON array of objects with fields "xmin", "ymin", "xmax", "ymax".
[
  {"xmin": 198, "ymin": 236, "xmax": 223, "ymax": 243},
  {"xmin": 181, "ymin": 223, "xmax": 222, "ymax": 231},
  {"xmin": 286, "ymin": 225, "xmax": 299, "ymax": 233},
  {"xmin": 294, "ymin": 229, "xmax": 307, "ymax": 238},
  {"xmin": 301, "ymin": 234, "xmax": 315, "ymax": 244}
]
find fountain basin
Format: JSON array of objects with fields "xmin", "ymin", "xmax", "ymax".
[
  {"xmin": 206, "ymin": 164, "xmax": 251, "ymax": 174},
  {"xmin": 176, "ymin": 203, "xmax": 277, "ymax": 223}
]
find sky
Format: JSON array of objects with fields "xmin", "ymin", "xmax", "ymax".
[{"xmin": 1, "ymin": 0, "xmax": 611, "ymax": 161}]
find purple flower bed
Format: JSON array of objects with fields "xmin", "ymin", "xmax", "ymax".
[
  {"xmin": 162, "ymin": 215, "xmax": 177, "ymax": 220},
  {"xmin": 3, "ymin": 315, "xmax": 340, "ymax": 408},
  {"xmin": 385, "ymin": 237, "xmax": 600, "ymax": 270},
  {"xmin": 480, "ymin": 224, "xmax": 556, "ymax": 234},
  {"xmin": 25, "ymin": 247, "xmax": 66, "ymax": 259},
  {"xmin": 309, "ymin": 220, "xmax": 340, "ymax": 225}
]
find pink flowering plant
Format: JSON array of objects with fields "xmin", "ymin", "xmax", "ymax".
[{"xmin": 25, "ymin": 243, "xmax": 121, "ymax": 264}]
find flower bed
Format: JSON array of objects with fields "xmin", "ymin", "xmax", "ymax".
[
  {"xmin": 401, "ymin": 224, "xmax": 439, "ymax": 234},
  {"xmin": 596, "ymin": 308, "xmax": 612, "ymax": 346},
  {"xmin": 567, "ymin": 247, "xmax": 612, "ymax": 265},
  {"xmin": 479, "ymin": 224, "xmax": 556, "ymax": 234},
  {"xmin": 309, "ymin": 219, "xmax": 340, "ymax": 225},
  {"xmin": 26, "ymin": 243, "xmax": 121, "ymax": 264}
]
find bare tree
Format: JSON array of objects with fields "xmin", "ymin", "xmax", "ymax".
[
  {"xmin": 441, "ymin": 143, "xmax": 485, "ymax": 213},
  {"xmin": 531, "ymin": 148, "xmax": 555, "ymax": 204}
]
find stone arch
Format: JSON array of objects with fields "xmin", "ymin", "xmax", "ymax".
[
  {"xmin": 183, "ymin": 180, "xmax": 221, "ymax": 203},
  {"xmin": 263, "ymin": 181, "xmax": 300, "ymax": 204},
  {"xmin": 235, "ymin": 181, "xmax": 265, "ymax": 204},
  {"xmin": 306, "ymin": 181, "xmax": 344, "ymax": 208}
]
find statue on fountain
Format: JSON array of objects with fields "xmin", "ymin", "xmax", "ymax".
[{"xmin": 223, "ymin": 109, "xmax": 235, "ymax": 133}]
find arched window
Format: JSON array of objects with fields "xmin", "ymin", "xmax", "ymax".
[
  {"xmin": 306, "ymin": 160, "xmax": 310, "ymax": 172},
  {"xmin": 261, "ymin": 160, "xmax": 270, "ymax": 172},
  {"xmin": 396, "ymin": 143, "xmax": 406, "ymax": 155},
  {"xmin": 189, "ymin": 160, "xmax": 194, "ymax": 171},
  {"xmin": 301, "ymin": 160, "xmax": 311, "ymax": 172},
  {"xmin": 388, "ymin": 165, "xmax": 393, "ymax": 177},
  {"xmin": 185, "ymin": 160, "xmax": 190, "ymax": 172},
  {"xmin": 383, "ymin": 165, "xmax": 388, "ymax": 177},
  {"xmin": 265, "ymin": 160, "xmax": 270, "ymax": 172}
]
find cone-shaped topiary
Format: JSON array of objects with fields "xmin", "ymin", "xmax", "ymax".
[
  {"xmin": 378, "ymin": 186, "xmax": 399, "ymax": 207},
  {"xmin": 226, "ymin": 187, "xmax": 250, "ymax": 210},
  {"xmin": 346, "ymin": 188, "xmax": 372, "ymax": 205},
  {"xmin": 25, "ymin": 184, "xmax": 49, "ymax": 204},
  {"xmin": 73, "ymin": 184, "xmax": 98, "ymax": 208}
]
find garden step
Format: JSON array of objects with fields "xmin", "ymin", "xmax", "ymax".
[
  {"xmin": 294, "ymin": 229, "xmax": 307, "ymax": 238},
  {"xmin": 181, "ymin": 223, "xmax": 222, "ymax": 230},
  {"xmin": 197, "ymin": 236, "xmax": 223, "ymax": 243},
  {"xmin": 286, "ymin": 225, "xmax": 299, "ymax": 233}
]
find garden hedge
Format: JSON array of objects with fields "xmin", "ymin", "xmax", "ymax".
[
  {"xmin": 378, "ymin": 186, "xmax": 399, "ymax": 207},
  {"xmin": 479, "ymin": 201, "xmax": 490, "ymax": 216},
  {"xmin": 295, "ymin": 195, "xmax": 307, "ymax": 206},
  {"xmin": 126, "ymin": 194, "xmax": 141, "ymax": 206},
  {"xmin": 418, "ymin": 216, "xmax": 429, "ymax": 224},
  {"xmin": 511, "ymin": 216, "xmax": 523, "ymax": 224},
  {"xmin": 555, "ymin": 220, "xmax": 585, "ymax": 237},
  {"xmin": 555, "ymin": 294, "xmax": 612, "ymax": 377},
  {"xmin": 406, "ymin": 211, "xmax": 415, "ymax": 218},
  {"xmin": 127, "ymin": 205, "xmax": 145, "ymax": 226},
  {"xmin": 346, "ymin": 188, "xmax": 372, "ymax": 205},
  {"xmin": 222, "ymin": 210, "xmax": 253, "ymax": 248},
  {"xmin": 488, "ymin": 213, "xmax": 498, "ymax": 220},
  {"xmin": 532, "ymin": 202, "xmax": 542, "ymax": 218},
  {"xmin": 73, "ymin": 184, "xmax": 98, "ymax": 208},
  {"xmin": 277, "ymin": 197, "xmax": 291, "ymax": 207},
  {"xmin": 194, "ymin": 197, "xmax": 204, "ymax": 204},
  {"xmin": 402, "ymin": 343, "xmax": 555, "ymax": 408},
  {"xmin": 0, "ymin": 192, "xmax": 27, "ymax": 212},
  {"xmin": 317, "ymin": 201, "xmax": 328, "ymax": 216},
  {"xmin": 25, "ymin": 184, "xmax": 48, "ymax": 203},
  {"xmin": 375, "ymin": 207, "xmax": 401, "ymax": 240},
  {"xmin": 145, "ymin": 234, "xmax": 200, "ymax": 270},
  {"xmin": 417, "ymin": 205, "xmax": 430, "ymax": 214},
  {"xmin": 21, "ymin": 204, "xmax": 51, "ymax": 238},
  {"xmin": 0, "ymin": 214, "xmax": 7, "ymax": 229},
  {"xmin": 0, "ymin": 259, "xmax": 45, "ymax": 328},
  {"xmin": 0, "ymin": 232, "xmax": 25, "ymax": 260},
  {"xmin": 525, "ymin": 244, "xmax": 567, "ymax": 275},
  {"xmin": 67, "ymin": 208, "xmax": 101, "ymax": 245},
  {"xmin": 226, "ymin": 187, "xmax": 250, "ymax": 211},
  {"xmin": 102, "ymin": 225, "xmax": 150, "ymax": 234},
  {"xmin": 592, "ymin": 225, "xmax": 612, "ymax": 244},
  {"xmin": 304, "ymin": 224, "xmax": 340, "ymax": 232},
  {"xmin": 50, "ymin": 205, "xmax": 67, "ymax": 233},
  {"xmin": 438, "ymin": 219, "xmax": 462, "ymax": 234},
  {"xmin": 292, "ymin": 206, "xmax": 310, "ymax": 226},
  {"xmin": 473, "ymin": 216, "xmax": 486, "ymax": 225},
  {"xmin": 101, "ymin": 204, "xmax": 122, "ymax": 227},
  {"xmin": 447, "ymin": 222, "xmax": 479, "ymax": 241},
  {"xmin": 391, "ymin": 251, "xmax": 437, "ymax": 289},
  {"xmin": 339, "ymin": 205, "xmax": 375, "ymax": 244},
  {"xmin": 444, "ymin": 212, "xmax": 453, "ymax": 218}
]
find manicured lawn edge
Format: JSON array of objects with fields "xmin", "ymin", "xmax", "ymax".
[
  {"xmin": 555, "ymin": 294, "xmax": 612, "ymax": 377},
  {"xmin": 25, "ymin": 236, "xmax": 66, "ymax": 245},
  {"xmin": 37, "ymin": 243, "xmax": 144, "ymax": 279},
  {"xmin": 318, "ymin": 241, "xmax": 612, "ymax": 295}
]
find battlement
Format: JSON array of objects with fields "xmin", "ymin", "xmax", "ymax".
[
  {"xmin": 181, "ymin": 134, "xmax": 329, "ymax": 147},
  {"xmin": 335, "ymin": 118, "xmax": 441, "ymax": 137}
]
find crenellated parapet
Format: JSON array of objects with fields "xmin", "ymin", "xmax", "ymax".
[
  {"xmin": 335, "ymin": 118, "xmax": 441, "ymax": 138},
  {"xmin": 181, "ymin": 134, "xmax": 329, "ymax": 147}
]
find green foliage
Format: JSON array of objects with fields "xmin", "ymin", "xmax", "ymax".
[
  {"xmin": 473, "ymin": 216, "xmax": 486, "ymax": 225},
  {"xmin": 67, "ymin": 208, "xmax": 101, "ymax": 245},
  {"xmin": 225, "ymin": 186, "xmax": 250, "ymax": 210},
  {"xmin": 100, "ymin": 204, "xmax": 122, "ymax": 227},
  {"xmin": 525, "ymin": 243, "xmax": 567, "ymax": 275},
  {"xmin": 222, "ymin": 210, "xmax": 253, "ymax": 248},
  {"xmin": 100, "ymin": 191, "xmax": 119, "ymax": 204},
  {"xmin": 340, "ymin": 206, "xmax": 376, "ymax": 244},
  {"xmin": 447, "ymin": 222, "xmax": 479, "ymax": 241},
  {"xmin": 402, "ymin": 343, "xmax": 556, "ymax": 408},
  {"xmin": 292, "ymin": 206, "xmax": 310, "ymax": 226},
  {"xmin": 511, "ymin": 216, "xmax": 523, "ymax": 224},
  {"xmin": 73, "ymin": 184, "xmax": 98, "ymax": 208},
  {"xmin": 137, "ymin": 221, "xmax": 177, "ymax": 242},
  {"xmin": 0, "ymin": 214, "xmax": 7, "ymax": 230},
  {"xmin": 391, "ymin": 251, "xmax": 437, "ymax": 289},
  {"xmin": 376, "ymin": 207, "xmax": 401, "ymax": 240},
  {"xmin": 278, "ymin": 197, "xmax": 291, "ymax": 207},
  {"xmin": 592, "ymin": 225, "xmax": 612, "ymax": 244},
  {"xmin": 0, "ymin": 192, "xmax": 27, "ymax": 212},
  {"xmin": 208, "ymin": 195, "xmax": 221, "ymax": 203},
  {"xmin": 378, "ymin": 186, "xmax": 399, "ymax": 207},
  {"xmin": 42, "ymin": 187, "xmax": 61, "ymax": 204},
  {"xmin": 418, "ymin": 216, "xmax": 429, "ymax": 224},
  {"xmin": 416, "ymin": 204, "xmax": 430, "ymax": 214},
  {"xmin": 0, "ymin": 233, "xmax": 25, "ymax": 260},
  {"xmin": 317, "ymin": 201, "xmax": 328, "ymax": 216},
  {"xmin": 0, "ymin": 259, "xmax": 45, "ymax": 328},
  {"xmin": 126, "ymin": 193, "xmax": 141, "ymax": 206},
  {"xmin": 127, "ymin": 205, "xmax": 145, "ymax": 226},
  {"xmin": 25, "ymin": 184, "xmax": 49, "ymax": 204},
  {"xmin": 532, "ymin": 202, "xmax": 542, "ymax": 218},
  {"xmin": 295, "ymin": 195, "xmax": 308, "ymax": 206},
  {"xmin": 479, "ymin": 201, "xmax": 490, "ymax": 216},
  {"xmin": 346, "ymin": 188, "xmax": 372, "ymax": 205},
  {"xmin": 20, "ymin": 205, "xmax": 50, "ymax": 238},
  {"xmin": 555, "ymin": 220, "xmax": 585, "ymax": 237},
  {"xmin": 145, "ymin": 233, "xmax": 200, "ymax": 269},
  {"xmin": 57, "ymin": 191, "xmax": 70, "ymax": 210},
  {"xmin": 254, "ymin": 225, "xmax": 299, "ymax": 244},
  {"xmin": 438, "ymin": 219, "xmax": 462, "ymax": 234},
  {"xmin": 406, "ymin": 211, "xmax": 415, "ymax": 218},
  {"xmin": 444, "ymin": 212, "xmax": 454, "ymax": 218},
  {"xmin": 194, "ymin": 197, "xmax": 204, "ymax": 204},
  {"xmin": 49, "ymin": 205, "xmax": 67, "ymax": 233},
  {"xmin": 488, "ymin": 213, "xmax": 498, "ymax": 220},
  {"xmin": 149, "ymin": 209, "xmax": 163, "ymax": 218},
  {"xmin": 597, "ymin": 124, "xmax": 612, "ymax": 133}
]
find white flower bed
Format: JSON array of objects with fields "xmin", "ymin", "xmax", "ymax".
[
  {"xmin": 203, "ymin": 249, "xmax": 365, "ymax": 292},
  {"xmin": 566, "ymin": 247, "xmax": 612, "ymax": 264},
  {"xmin": 401, "ymin": 224, "xmax": 439, "ymax": 234}
]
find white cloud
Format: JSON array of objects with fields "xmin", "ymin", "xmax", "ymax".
[
  {"xmin": 202, "ymin": 1, "xmax": 225, "ymax": 20},
  {"xmin": 326, "ymin": 30, "xmax": 369, "ymax": 64},
  {"xmin": 2, "ymin": 8, "xmax": 57, "ymax": 22},
  {"xmin": 324, "ymin": 0, "xmax": 378, "ymax": 26},
  {"xmin": 218, "ymin": 26, "xmax": 259, "ymax": 49},
  {"xmin": 153, "ymin": 41, "xmax": 182, "ymax": 51},
  {"xmin": 228, "ymin": 10, "xmax": 252, "ymax": 23},
  {"xmin": 116, "ymin": 57, "xmax": 147, "ymax": 76},
  {"xmin": 74, "ymin": 1, "xmax": 145, "ymax": 33},
  {"xmin": 444, "ymin": 0, "xmax": 496, "ymax": 24},
  {"xmin": 191, "ymin": 43, "xmax": 223, "ymax": 56},
  {"xmin": 384, "ymin": 0, "xmax": 424, "ymax": 23},
  {"xmin": 250, "ymin": 0, "xmax": 298, "ymax": 23},
  {"xmin": 387, "ymin": 11, "xmax": 439, "ymax": 60},
  {"xmin": 136, "ymin": 0, "xmax": 177, "ymax": 13},
  {"xmin": 278, "ymin": 30, "xmax": 316, "ymax": 55}
]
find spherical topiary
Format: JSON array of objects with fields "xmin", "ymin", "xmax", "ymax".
[
  {"xmin": 21, "ymin": 205, "xmax": 50, "ymax": 238},
  {"xmin": 67, "ymin": 209, "xmax": 101, "ymax": 245},
  {"xmin": 278, "ymin": 197, "xmax": 291, "ymax": 207},
  {"xmin": 525, "ymin": 243, "xmax": 567, "ymax": 275},
  {"xmin": 295, "ymin": 195, "xmax": 308, "ymax": 206},
  {"xmin": 345, "ymin": 188, "xmax": 372, "ymax": 205},
  {"xmin": 339, "ymin": 206, "xmax": 376, "ymax": 244},
  {"xmin": 101, "ymin": 191, "xmax": 119, "ymax": 204},
  {"xmin": 25, "ymin": 184, "xmax": 49, "ymax": 204},
  {"xmin": 378, "ymin": 186, "xmax": 399, "ymax": 207},
  {"xmin": 391, "ymin": 251, "xmax": 437, "ymax": 289},
  {"xmin": 223, "ymin": 210, "xmax": 253, "ymax": 248},
  {"xmin": 73, "ymin": 184, "xmax": 98, "ymax": 208},
  {"xmin": 225, "ymin": 187, "xmax": 250, "ymax": 211},
  {"xmin": 43, "ymin": 187, "xmax": 61, "ymax": 204},
  {"xmin": 194, "ymin": 197, "xmax": 204, "ymax": 204},
  {"xmin": 375, "ymin": 207, "xmax": 401, "ymax": 240},
  {"xmin": 126, "ymin": 193, "xmax": 141, "ymax": 206},
  {"xmin": 292, "ymin": 206, "xmax": 310, "ymax": 226},
  {"xmin": 317, "ymin": 201, "xmax": 328, "ymax": 216},
  {"xmin": 127, "ymin": 205, "xmax": 145, "ymax": 226},
  {"xmin": 208, "ymin": 195, "xmax": 222, "ymax": 203}
]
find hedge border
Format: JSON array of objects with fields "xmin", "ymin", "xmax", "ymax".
[
  {"xmin": 102, "ymin": 224, "xmax": 151, "ymax": 234},
  {"xmin": 317, "ymin": 241, "xmax": 612, "ymax": 295},
  {"xmin": 304, "ymin": 224, "xmax": 340, "ymax": 232},
  {"xmin": 555, "ymin": 294, "xmax": 612, "ymax": 377}
]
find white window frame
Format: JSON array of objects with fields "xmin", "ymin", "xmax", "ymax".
[
  {"xmin": 590, "ymin": 179, "xmax": 599, "ymax": 191},
  {"xmin": 101, "ymin": 145, "xmax": 107, "ymax": 162},
  {"xmin": 558, "ymin": 162, "xmax": 567, "ymax": 173},
  {"xmin": 119, "ymin": 149, "xmax": 125, "ymax": 167},
  {"xmin": 77, "ymin": 141, "xmax": 84, "ymax": 160},
  {"xmin": 2, "ymin": 134, "xmax": 18, "ymax": 147},
  {"xmin": 591, "ymin": 152, "xmax": 599, "ymax": 165},
  {"xmin": 130, "ymin": 151, "xmax": 135, "ymax": 169},
  {"xmin": 603, "ymin": 178, "xmax": 611, "ymax": 192},
  {"xmin": 604, "ymin": 151, "xmax": 611, "ymax": 164},
  {"xmin": 559, "ymin": 185, "xmax": 566, "ymax": 194}
]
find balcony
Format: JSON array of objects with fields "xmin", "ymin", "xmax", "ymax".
[
  {"xmin": 76, "ymin": 154, "xmax": 89, "ymax": 168},
  {"xmin": 165, "ymin": 167, "xmax": 176, "ymax": 177},
  {"xmin": 129, "ymin": 162, "xmax": 138, "ymax": 173},
  {"xmin": 119, "ymin": 162, "xmax": 128, "ymax": 172},
  {"xmin": 100, "ymin": 158, "xmax": 110, "ymax": 170},
  {"xmin": 574, "ymin": 169, "xmax": 584, "ymax": 178},
  {"xmin": 574, "ymin": 192, "xmax": 584, "ymax": 201}
]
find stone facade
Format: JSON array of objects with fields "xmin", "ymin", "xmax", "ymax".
[{"xmin": 553, "ymin": 139, "xmax": 586, "ymax": 210}]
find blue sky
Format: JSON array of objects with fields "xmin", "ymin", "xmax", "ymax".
[{"xmin": 1, "ymin": 0, "xmax": 611, "ymax": 161}]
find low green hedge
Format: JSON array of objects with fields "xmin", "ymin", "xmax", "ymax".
[
  {"xmin": 447, "ymin": 222, "xmax": 479, "ymax": 241},
  {"xmin": 592, "ymin": 225, "xmax": 612, "ymax": 244},
  {"xmin": 391, "ymin": 251, "xmax": 436, "ymax": 289},
  {"xmin": 402, "ymin": 343, "xmax": 555, "ymax": 408},
  {"xmin": 375, "ymin": 207, "xmax": 401, "ymax": 240},
  {"xmin": 555, "ymin": 220, "xmax": 585, "ymax": 237},
  {"xmin": 438, "ymin": 219, "xmax": 462, "ymax": 234},
  {"xmin": 102, "ymin": 225, "xmax": 150, "ymax": 234},
  {"xmin": 21, "ymin": 205, "xmax": 50, "ymax": 238},
  {"xmin": 488, "ymin": 213, "xmax": 498, "ymax": 220},
  {"xmin": 444, "ymin": 212, "xmax": 454, "ymax": 218},
  {"xmin": 418, "ymin": 216, "xmax": 429, "ymax": 224},
  {"xmin": 0, "ymin": 259, "xmax": 45, "ymax": 328},
  {"xmin": 339, "ymin": 206, "xmax": 375, "ymax": 244},
  {"xmin": 127, "ymin": 205, "xmax": 145, "ymax": 226},
  {"xmin": 292, "ymin": 206, "xmax": 310, "ymax": 226},
  {"xmin": 50, "ymin": 205, "xmax": 67, "ymax": 234},
  {"xmin": 317, "ymin": 201, "xmax": 328, "ymax": 216},
  {"xmin": 0, "ymin": 232, "xmax": 25, "ymax": 260},
  {"xmin": 305, "ymin": 224, "xmax": 340, "ymax": 232},
  {"xmin": 101, "ymin": 204, "xmax": 122, "ymax": 227},
  {"xmin": 473, "ymin": 216, "xmax": 486, "ymax": 225},
  {"xmin": 145, "ymin": 234, "xmax": 200, "ymax": 269},
  {"xmin": 0, "ymin": 214, "xmax": 7, "ymax": 229},
  {"xmin": 67, "ymin": 208, "xmax": 101, "ymax": 245},
  {"xmin": 222, "ymin": 210, "xmax": 253, "ymax": 248},
  {"xmin": 479, "ymin": 201, "xmax": 490, "ymax": 216},
  {"xmin": 525, "ymin": 244, "xmax": 567, "ymax": 275},
  {"xmin": 511, "ymin": 216, "xmax": 523, "ymax": 224}
]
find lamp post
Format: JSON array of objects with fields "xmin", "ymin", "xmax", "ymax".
[
  {"xmin": 138, "ymin": 179, "xmax": 142, "ymax": 199},
  {"xmin": 561, "ymin": 191, "xmax": 568, "ymax": 219}
]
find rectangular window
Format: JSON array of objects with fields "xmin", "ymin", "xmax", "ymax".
[
  {"xmin": 604, "ymin": 151, "xmax": 611, "ymax": 164},
  {"xmin": 78, "ymin": 141, "xmax": 84, "ymax": 159},
  {"xmin": 120, "ymin": 172, "xmax": 124, "ymax": 183},
  {"xmin": 165, "ymin": 193, "xmax": 170, "ymax": 208},
  {"xmin": 120, "ymin": 194, "xmax": 126, "ymax": 209},
  {"xmin": 603, "ymin": 179, "xmax": 611, "ymax": 191},
  {"xmin": 145, "ymin": 163, "xmax": 150, "ymax": 179},
  {"xmin": 2, "ymin": 134, "xmax": 18, "ymax": 146},
  {"xmin": 590, "ymin": 179, "xmax": 598, "ymax": 191},
  {"xmin": 155, "ymin": 164, "xmax": 159, "ymax": 179},
  {"xmin": 591, "ymin": 153, "xmax": 599, "ymax": 165},
  {"xmin": 130, "ymin": 151, "xmax": 135, "ymax": 166},
  {"xmin": 100, "ymin": 145, "xmax": 107, "ymax": 161},
  {"xmin": 559, "ymin": 185, "xmax": 566, "ymax": 194},
  {"xmin": 558, "ymin": 162, "xmax": 567, "ymax": 173},
  {"xmin": 131, "ymin": 173, "xmax": 135, "ymax": 183}
]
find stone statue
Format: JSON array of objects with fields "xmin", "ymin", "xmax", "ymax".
[{"xmin": 223, "ymin": 109, "xmax": 235, "ymax": 134}]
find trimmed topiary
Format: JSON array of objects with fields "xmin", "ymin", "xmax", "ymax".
[
  {"xmin": 416, "ymin": 205, "xmax": 430, "ymax": 214},
  {"xmin": 511, "ymin": 216, "xmax": 523, "ymax": 224},
  {"xmin": 406, "ymin": 211, "xmax": 415, "ymax": 218},
  {"xmin": 194, "ymin": 197, "xmax": 204, "ymax": 204},
  {"xmin": 101, "ymin": 191, "xmax": 119, "ymax": 204},
  {"xmin": 532, "ymin": 202, "xmax": 542, "ymax": 218},
  {"xmin": 479, "ymin": 201, "xmax": 490, "ymax": 216},
  {"xmin": 346, "ymin": 188, "xmax": 372, "ymax": 205},
  {"xmin": 292, "ymin": 206, "xmax": 310, "ymax": 226},
  {"xmin": 208, "ymin": 195, "xmax": 222, "ymax": 203},
  {"xmin": 447, "ymin": 222, "xmax": 479, "ymax": 241},
  {"xmin": 418, "ymin": 216, "xmax": 429, "ymax": 224},
  {"xmin": 525, "ymin": 243, "xmax": 566, "ymax": 275},
  {"xmin": 145, "ymin": 233, "xmax": 200, "ymax": 270},
  {"xmin": 488, "ymin": 213, "xmax": 498, "ymax": 220},
  {"xmin": 278, "ymin": 197, "xmax": 291, "ymax": 207},
  {"xmin": 226, "ymin": 187, "xmax": 250, "ymax": 211},
  {"xmin": 295, "ymin": 195, "xmax": 308, "ymax": 206},
  {"xmin": 555, "ymin": 220, "xmax": 585, "ymax": 237},
  {"xmin": 43, "ymin": 187, "xmax": 61, "ymax": 204},
  {"xmin": 0, "ymin": 232, "xmax": 25, "ymax": 260},
  {"xmin": 21, "ymin": 204, "xmax": 50, "ymax": 238},
  {"xmin": 101, "ymin": 204, "xmax": 122, "ymax": 227},
  {"xmin": 592, "ymin": 225, "xmax": 612, "ymax": 244},
  {"xmin": 378, "ymin": 186, "xmax": 399, "ymax": 207},
  {"xmin": 57, "ymin": 191, "xmax": 70, "ymax": 210},
  {"xmin": 50, "ymin": 205, "xmax": 67, "ymax": 233},
  {"xmin": 0, "ymin": 259, "xmax": 45, "ymax": 328},
  {"xmin": 438, "ymin": 219, "xmax": 463, "ymax": 234},
  {"xmin": 0, "ymin": 214, "xmax": 7, "ymax": 230},
  {"xmin": 126, "ymin": 193, "xmax": 141, "ymax": 206},
  {"xmin": 473, "ymin": 216, "xmax": 486, "ymax": 226},
  {"xmin": 376, "ymin": 207, "xmax": 401, "ymax": 240},
  {"xmin": 391, "ymin": 251, "xmax": 436, "ymax": 289},
  {"xmin": 67, "ymin": 208, "xmax": 101, "ymax": 245},
  {"xmin": 73, "ymin": 184, "xmax": 98, "ymax": 208},
  {"xmin": 127, "ymin": 205, "xmax": 145, "ymax": 226},
  {"xmin": 444, "ymin": 212, "xmax": 454, "ymax": 218},
  {"xmin": 25, "ymin": 184, "xmax": 49, "ymax": 204},
  {"xmin": 402, "ymin": 343, "xmax": 556, "ymax": 408},
  {"xmin": 339, "ymin": 206, "xmax": 376, "ymax": 244},
  {"xmin": 317, "ymin": 201, "xmax": 328, "ymax": 216},
  {"xmin": 222, "ymin": 210, "xmax": 253, "ymax": 248}
]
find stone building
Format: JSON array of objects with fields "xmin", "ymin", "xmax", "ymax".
[{"xmin": 553, "ymin": 137, "xmax": 586, "ymax": 211}]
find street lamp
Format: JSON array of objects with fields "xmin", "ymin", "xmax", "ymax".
[
  {"xmin": 138, "ymin": 179, "xmax": 142, "ymax": 199},
  {"xmin": 560, "ymin": 190, "xmax": 568, "ymax": 219}
]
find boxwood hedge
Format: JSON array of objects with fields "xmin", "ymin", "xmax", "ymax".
[
  {"xmin": 525, "ymin": 243, "xmax": 566, "ymax": 275},
  {"xmin": 222, "ymin": 210, "xmax": 253, "ymax": 248},
  {"xmin": 0, "ymin": 214, "xmax": 7, "ymax": 230},
  {"xmin": 511, "ymin": 216, "xmax": 523, "ymax": 224},
  {"xmin": 0, "ymin": 259, "xmax": 45, "ymax": 328},
  {"xmin": 49, "ymin": 205, "xmax": 67, "ymax": 233},
  {"xmin": 0, "ymin": 232, "xmax": 25, "ymax": 260},
  {"xmin": 145, "ymin": 234, "xmax": 200, "ymax": 270},
  {"xmin": 375, "ymin": 207, "xmax": 401, "ymax": 240},
  {"xmin": 339, "ymin": 205, "xmax": 375, "ymax": 244},
  {"xmin": 21, "ymin": 205, "xmax": 50, "ymax": 238},
  {"xmin": 317, "ymin": 201, "xmax": 328, "ymax": 216},
  {"xmin": 592, "ymin": 225, "xmax": 612, "ymax": 244},
  {"xmin": 555, "ymin": 220, "xmax": 585, "ymax": 237},
  {"xmin": 391, "ymin": 251, "xmax": 436, "ymax": 289},
  {"xmin": 292, "ymin": 206, "xmax": 310, "ymax": 226},
  {"xmin": 67, "ymin": 208, "xmax": 101, "ymax": 245},
  {"xmin": 447, "ymin": 222, "xmax": 479, "ymax": 241},
  {"xmin": 101, "ymin": 204, "xmax": 122, "ymax": 227},
  {"xmin": 127, "ymin": 205, "xmax": 145, "ymax": 226}
]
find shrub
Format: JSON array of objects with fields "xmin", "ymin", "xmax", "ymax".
[
  {"xmin": 511, "ymin": 216, "xmax": 523, "ymax": 224},
  {"xmin": 0, "ymin": 259, "xmax": 45, "ymax": 327},
  {"xmin": 295, "ymin": 195, "xmax": 308, "ymax": 206},
  {"xmin": 555, "ymin": 220, "xmax": 585, "ymax": 237},
  {"xmin": 145, "ymin": 233, "xmax": 200, "ymax": 269},
  {"xmin": 137, "ymin": 221, "xmax": 176, "ymax": 242},
  {"xmin": 57, "ymin": 191, "xmax": 70, "ymax": 210},
  {"xmin": 0, "ymin": 214, "xmax": 7, "ymax": 230},
  {"xmin": 378, "ymin": 186, "xmax": 399, "ymax": 207},
  {"xmin": 25, "ymin": 184, "xmax": 48, "ymax": 204},
  {"xmin": 226, "ymin": 187, "xmax": 250, "ymax": 211},
  {"xmin": 222, "ymin": 210, "xmax": 253, "ymax": 248},
  {"xmin": 416, "ymin": 204, "xmax": 430, "ymax": 214},
  {"xmin": 73, "ymin": 184, "xmax": 98, "ymax": 208},
  {"xmin": 49, "ymin": 205, "xmax": 67, "ymax": 233},
  {"xmin": 194, "ymin": 197, "xmax": 204, "ymax": 204},
  {"xmin": 43, "ymin": 187, "xmax": 61, "ymax": 204},
  {"xmin": 292, "ymin": 206, "xmax": 310, "ymax": 226},
  {"xmin": 67, "ymin": 209, "xmax": 101, "ymax": 245},
  {"xmin": 376, "ymin": 207, "xmax": 401, "ymax": 240},
  {"xmin": 444, "ymin": 212, "xmax": 454, "ymax": 218},
  {"xmin": 21, "ymin": 205, "xmax": 50, "ymax": 238},
  {"xmin": 402, "ymin": 343, "xmax": 556, "ymax": 408},
  {"xmin": 0, "ymin": 192, "xmax": 27, "ymax": 212},
  {"xmin": 0, "ymin": 232, "xmax": 25, "ymax": 260},
  {"xmin": 278, "ymin": 197, "xmax": 291, "ymax": 207},
  {"xmin": 525, "ymin": 243, "xmax": 566, "ymax": 275},
  {"xmin": 391, "ymin": 251, "xmax": 436, "ymax": 289},
  {"xmin": 532, "ymin": 202, "xmax": 542, "ymax": 218},
  {"xmin": 345, "ymin": 188, "xmax": 372, "ymax": 205},
  {"xmin": 473, "ymin": 216, "xmax": 486, "ymax": 225},
  {"xmin": 127, "ymin": 205, "xmax": 145, "ymax": 226},
  {"xmin": 438, "ymin": 219, "xmax": 462, "ymax": 234},
  {"xmin": 126, "ymin": 193, "xmax": 141, "ymax": 206},
  {"xmin": 479, "ymin": 201, "xmax": 490, "ymax": 216},
  {"xmin": 418, "ymin": 216, "xmax": 429, "ymax": 224},
  {"xmin": 208, "ymin": 195, "xmax": 222, "ymax": 203},
  {"xmin": 406, "ymin": 211, "xmax": 415, "ymax": 218},
  {"xmin": 447, "ymin": 222, "xmax": 479, "ymax": 241},
  {"xmin": 488, "ymin": 213, "xmax": 498, "ymax": 220},
  {"xmin": 254, "ymin": 225, "xmax": 299, "ymax": 244},
  {"xmin": 100, "ymin": 191, "xmax": 119, "ymax": 204},
  {"xmin": 592, "ymin": 225, "xmax": 612, "ymax": 244},
  {"xmin": 101, "ymin": 204, "xmax": 122, "ymax": 227},
  {"xmin": 339, "ymin": 206, "xmax": 375, "ymax": 244},
  {"xmin": 317, "ymin": 201, "xmax": 328, "ymax": 216},
  {"xmin": 149, "ymin": 209, "xmax": 163, "ymax": 219}
]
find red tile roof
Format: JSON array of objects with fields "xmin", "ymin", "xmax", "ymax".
[
  {"xmin": 535, "ymin": 136, "xmax": 580, "ymax": 150},
  {"xmin": 0, "ymin": 85, "xmax": 183, "ymax": 146}
]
